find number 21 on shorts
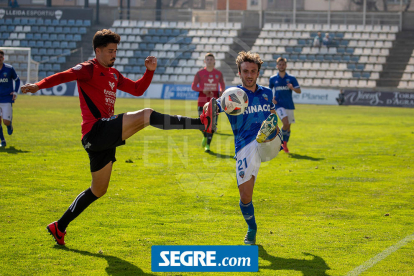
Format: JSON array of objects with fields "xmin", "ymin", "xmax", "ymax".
[{"xmin": 237, "ymin": 158, "xmax": 248, "ymax": 171}]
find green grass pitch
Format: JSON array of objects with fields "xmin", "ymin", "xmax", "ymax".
[{"xmin": 0, "ymin": 95, "xmax": 413, "ymax": 275}]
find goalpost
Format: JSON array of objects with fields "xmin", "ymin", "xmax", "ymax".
[{"xmin": 1, "ymin": 47, "xmax": 39, "ymax": 84}]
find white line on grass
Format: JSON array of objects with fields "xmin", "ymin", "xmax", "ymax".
[{"xmin": 345, "ymin": 232, "xmax": 414, "ymax": 276}]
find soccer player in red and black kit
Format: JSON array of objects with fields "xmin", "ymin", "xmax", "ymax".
[
  {"xmin": 191, "ymin": 53, "xmax": 225, "ymax": 152},
  {"xmin": 21, "ymin": 29, "xmax": 218, "ymax": 245}
]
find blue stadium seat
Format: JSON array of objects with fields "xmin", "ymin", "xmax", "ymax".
[
  {"xmin": 262, "ymin": 61, "xmax": 268, "ymax": 68},
  {"xmin": 45, "ymin": 19, "xmax": 52, "ymax": 25},
  {"xmin": 0, "ymin": 19, "xmax": 4, "ymax": 25},
  {"xmin": 71, "ymin": 27, "xmax": 79, "ymax": 33},
  {"xmin": 74, "ymin": 34, "xmax": 82, "ymax": 41},
  {"xmin": 55, "ymin": 27, "xmax": 63, "ymax": 34},
  {"xmin": 351, "ymin": 56, "xmax": 359, "ymax": 62},
  {"xmin": 134, "ymin": 50, "xmax": 142, "ymax": 57},
  {"xmin": 44, "ymin": 64, "xmax": 52, "ymax": 71},
  {"xmin": 142, "ymin": 50, "xmax": 150, "ymax": 57},
  {"xmin": 66, "ymin": 34, "xmax": 74, "ymax": 41},
  {"xmin": 31, "ymin": 48, "xmax": 39, "ymax": 55},
  {"xmin": 324, "ymin": 55, "xmax": 333, "ymax": 61},
  {"xmin": 128, "ymin": 58, "xmax": 137, "ymax": 64},
  {"xmin": 0, "ymin": 26, "xmax": 7, "ymax": 32},
  {"xmin": 180, "ymin": 29, "xmax": 188, "ymax": 35},
  {"xmin": 28, "ymin": 19, "xmax": 36, "ymax": 25},
  {"xmin": 160, "ymin": 36, "xmax": 168, "ymax": 43},
  {"xmin": 34, "ymin": 33, "xmax": 42, "ymax": 40},
  {"xmin": 50, "ymin": 34, "xmax": 57, "ymax": 41},
  {"xmin": 60, "ymin": 20, "xmax": 68, "ymax": 26},
  {"xmin": 39, "ymin": 26, "xmax": 47, "ymax": 33},
  {"xmin": 13, "ymin": 18, "xmax": 21, "ymax": 25},
  {"xmin": 152, "ymin": 36, "xmax": 160, "ymax": 43},
  {"xmin": 52, "ymin": 64, "xmax": 60, "ymax": 71},
  {"xmin": 143, "ymin": 36, "xmax": 152, "ymax": 42},
  {"xmin": 75, "ymin": 20, "xmax": 83, "ymax": 26},
  {"xmin": 347, "ymin": 64, "xmax": 356, "ymax": 70},
  {"xmin": 172, "ymin": 29, "xmax": 180, "ymax": 36},
  {"xmin": 57, "ymin": 56, "xmax": 66, "ymax": 63},
  {"xmin": 52, "ymin": 41, "xmax": 60, "ymax": 48},
  {"xmin": 147, "ymin": 43, "xmax": 155, "ymax": 50},
  {"xmin": 156, "ymin": 29, "xmax": 164, "ymax": 35},
  {"xmin": 52, "ymin": 19, "xmax": 59, "ymax": 25},
  {"xmin": 298, "ymin": 39, "xmax": 307, "ymax": 45},
  {"xmin": 290, "ymin": 54, "xmax": 298, "ymax": 61},
  {"xmin": 68, "ymin": 42, "xmax": 76, "ymax": 49},
  {"xmin": 333, "ymin": 55, "xmax": 341, "ymax": 61},
  {"xmin": 36, "ymin": 41, "xmax": 44, "ymax": 48},
  {"xmin": 285, "ymin": 47, "xmax": 294, "ymax": 53},
  {"xmin": 47, "ymin": 71, "xmax": 55, "ymax": 76},
  {"xmin": 139, "ymin": 43, "xmax": 147, "ymax": 50},
  {"xmin": 79, "ymin": 27, "xmax": 87, "ymax": 34},
  {"xmin": 362, "ymin": 72, "xmax": 370, "ymax": 79},
  {"xmin": 342, "ymin": 55, "xmax": 351, "ymax": 62},
  {"xmin": 48, "ymin": 49, "xmax": 55, "ymax": 55},
  {"xmin": 148, "ymin": 29, "xmax": 156, "ymax": 35},
  {"xmin": 356, "ymin": 64, "xmax": 365, "ymax": 71},
  {"xmin": 5, "ymin": 19, "xmax": 13, "ymax": 25},
  {"xmin": 60, "ymin": 41, "xmax": 68, "ymax": 48},
  {"xmin": 21, "ymin": 18, "xmax": 28, "ymax": 25},
  {"xmin": 84, "ymin": 20, "xmax": 91, "ymax": 27},
  {"xmin": 124, "ymin": 66, "xmax": 132, "ymax": 73},
  {"xmin": 63, "ymin": 27, "xmax": 71, "ymax": 33},
  {"xmin": 336, "ymin": 33, "xmax": 344, "ymax": 39},
  {"xmin": 165, "ymin": 29, "xmax": 172, "ymax": 36},
  {"xmin": 132, "ymin": 66, "xmax": 140, "ymax": 73},
  {"xmin": 31, "ymin": 26, "xmax": 39, "ymax": 32},
  {"xmin": 57, "ymin": 34, "xmax": 65, "ymax": 40},
  {"xmin": 20, "ymin": 41, "xmax": 28, "ymax": 47},
  {"xmin": 7, "ymin": 26, "xmax": 15, "ymax": 32},
  {"xmin": 33, "ymin": 56, "xmax": 41, "ymax": 62},
  {"xmin": 36, "ymin": 19, "xmax": 44, "ymax": 25},
  {"xmin": 47, "ymin": 26, "xmax": 55, "ymax": 33},
  {"xmin": 42, "ymin": 34, "xmax": 50, "ymax": 40},
  {"xmin": 55, "ymin": 49, "xmax": 63, "ymax": 55},
  {"xmin": 157, "ymin": 67, "xmax": 166, "ymax": 74},
  {"xmin": 293, "ymin": 47, "xmax": 302, "ymax": 53},
  {"xmin": 346, "ymin": 48, "xmax": 354, "ymax": 54},
  {"xmin": 20, "ymin": 63, "xmax": 28, "ymax": 70},
  {"xmin": 184, "ymin": 37, "xmax": 192, "ymax": 44},
  {"xmin": 1, "ymin": 32, "xmax": 8, "ymax": 39},
  {"xmin": 68, "ymin": 20, "xmax": 75, "ymax": 26},
  {"xmin": 337, "ymin": 48, "xmax": 345, "ymax": 54},
  {"xmin": 39, "ymin": 71, "xmax": 47, "ymax": 79},
  {"xmin": 316, "ymin": 55, "xmax": 324, "ymax": 61},
  {"xmin": 269, "ymin": 61, "xmax": 276, "ymax": 68},
  {"xmin": 352, "ymin": 72, "xmax": 361, "ymax": 78},
  {"xmin": 44, "ymin": 41, "xmax": 52, "ymax": 48},
  {"xmin": 183, "ymin": 52, "xmax": 192, "ymax": 59},
  {"xmin": 340, "ymin": 40, "xmax": 349, "ymax": 46},
  {"xmin": 28, "ymin": 41, "xmax": 36, "ymax": 47},
  {"xmin": 170, "ymin": 59, "xmax": 179, "ymax": 67}
]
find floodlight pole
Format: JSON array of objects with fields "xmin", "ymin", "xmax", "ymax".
[{"xmin": 363, "ymin": 0, "xmax": 366, "ymax": 26}]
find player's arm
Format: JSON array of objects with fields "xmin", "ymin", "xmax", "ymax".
[
  {"xmin": 11, "ymin": 67, "xmax": 20, "ymax": 100},
  {"xmin": 117, "ymin": 56, "xmax": 156, "ymax": 97},
  {"xmin": 191, "ymin": 72, "xmax": 202, "ymax": 92},
  {"xmin": 288, "ymin": 78, "xmax": 301, "ymax": 94}
]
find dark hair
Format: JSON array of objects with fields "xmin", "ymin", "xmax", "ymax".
[
  {"xmin": 92, "ymin": 29, "xmax": 121, "ymax": 53},
  {"xmin": 205, "ymin": 53, "xmax": 215, "ymax": 59},
  {"xmin": 276, "ymin": 57, "xmax": 287, "ymax": 63},
  {"xmin": 236, "ymin": 51, "xmax": 263, "ymax": 73},
  {"xmin": 0, "ymin": 50, "xmax": 4, "ymax": 56}
]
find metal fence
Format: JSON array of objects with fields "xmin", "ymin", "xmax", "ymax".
[{"xmin": 113, "ymin": 8, "xmax": 402, "ymax": 29}]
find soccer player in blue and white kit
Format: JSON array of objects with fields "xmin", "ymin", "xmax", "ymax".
[
  {"xmin": 269, "ymin": 57, "xmax": 301, "ymax": 153},
  {"xmin": 0, "ymin": 49, "xmax": 20, "ymax": 147},
  {"xmin": 212, "ymin": 51, "xmax": 281, "ymax": 244}
]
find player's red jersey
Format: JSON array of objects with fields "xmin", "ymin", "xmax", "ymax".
[
  {"xmin": 191, "ymin": 68, "xmax": 225, "ymax": 107},
  {"xmin": 36, "ymin": 58, "xmax": 154, "ymax": 138}
]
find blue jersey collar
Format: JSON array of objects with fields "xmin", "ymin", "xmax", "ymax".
[{"xmin": 237, "ymin": 84, "xmax": 263, "ymax": 94}]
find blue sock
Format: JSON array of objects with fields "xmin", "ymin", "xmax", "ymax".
[
  {"xmin": 0, "ymin": 125, "xmax": 4, "ymax": 142},
  {"xmin": 281, "ymin": 129, "xmax": 289, "ymax": 142},
  {"xmin": 239, "ymin": 200, "xmax": 257, "ymax": 230}
]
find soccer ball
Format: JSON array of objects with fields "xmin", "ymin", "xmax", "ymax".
[{"xmin": 220, "ymin": 87, "xmax": 249, "ymax": 116}]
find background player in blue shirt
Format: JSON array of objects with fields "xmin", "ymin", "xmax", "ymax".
[
  {"xmin": 269, "ymin": 57, "xmax": 301, "ymax": 153},
  {"xmin": 212, "ymin": 51, "xmax": 281, "ymax": 245},
  {"xmin": 0, "ymin": 49, "xmax": 20, "ymax": 147}
]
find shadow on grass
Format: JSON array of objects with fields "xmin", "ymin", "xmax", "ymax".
[
  {"xmin": 206, "ymin": 150, "xmax": 234, "ymax": 159},
  {"xmin": 54, "ymin": 246, "xmax": 155, "ymax": 275},
  {"xmin": 288, "ymin": 153, "xmax": 324, "ymax": 161},
  {"xmin": 258, "ymin": 245, "xmax": 330, "ymax": 276},
  {"xmin": 214, "ymin": 132, "xmax": 233, "ymax": 137},
  {"xmin": 0, "ymin": 146, "xmax": 30, "ymax": 154}
]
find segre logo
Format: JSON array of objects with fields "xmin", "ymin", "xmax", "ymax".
[{"xmin": 152, "ymin": 245, "xmax": 258, "ymax": 272}]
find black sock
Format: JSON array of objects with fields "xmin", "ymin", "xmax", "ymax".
[
  {"xmin": 149, "ymin": 111, "xmax": 204, "ymax": 130},
  {"xmin": 207, "ymin": 133, "xmax": 213, "ymax": 145},
  {"xmin": 57, "ymin": 188, "xmax": 98, "ymax": 232}
]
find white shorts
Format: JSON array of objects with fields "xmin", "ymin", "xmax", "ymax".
[
  {"xmin": 236, "ymin": 132, "xmax": 282, "ymax": 186},
  {"xmin": 0, "ymin": 103, "xmax": 13, "ymax": 121},
  {"xmin": 276, "ymin": 107, "xmax": 295, "ymax": 124}
]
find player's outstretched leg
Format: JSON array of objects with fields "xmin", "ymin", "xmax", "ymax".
[
  {"xmin": 200, "ymin": 98, "xmax": 218, "ymax": 134},
  {"xmin": 46, "ymin": 221, "xmax": 67, "ymax": 245},
  {"xmin": 0, "ymin": 124, "xmax": 6, "ymax": 147},
  {"xmin": 256, "ymin": 113, "xmax": 278, "ymax": 143}
]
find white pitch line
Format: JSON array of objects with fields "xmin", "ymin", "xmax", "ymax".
[{"xmin": 345, "ymin": 232, "xmax": 414, "ymax": 276}]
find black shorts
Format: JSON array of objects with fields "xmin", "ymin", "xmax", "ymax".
[{"xmin": 81, "ymin": 114, "xmax": 125, "ymax": 172}]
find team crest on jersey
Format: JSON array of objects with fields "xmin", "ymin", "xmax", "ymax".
[
  {"xmin": 3, "ymin": 73, "xmax": 7, "ymax": 77},
  {"xmin": 110, "ymin": 115, "xmax": 118, "ymax": 120},
  {"xmin": 72, "ymin": 64, "xmax": 82, "ymax": 70},
  {"xmin": 108, "ymin": 81, "xmax": 115, "ymax": 90},
  {"xmin": 239, "ymin": 171, "xmax": 245, "ymax": 179},
  {"xmin": 112, "ymin": 73, "xmax": 117, "ymax": 80},
  {"xmin": 215, "ymin": 75, "xmax": 219, "ymax": 79},
  {"xmin": 262, "ymin": 94, "xmax": 268, "ymax": 101}
]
